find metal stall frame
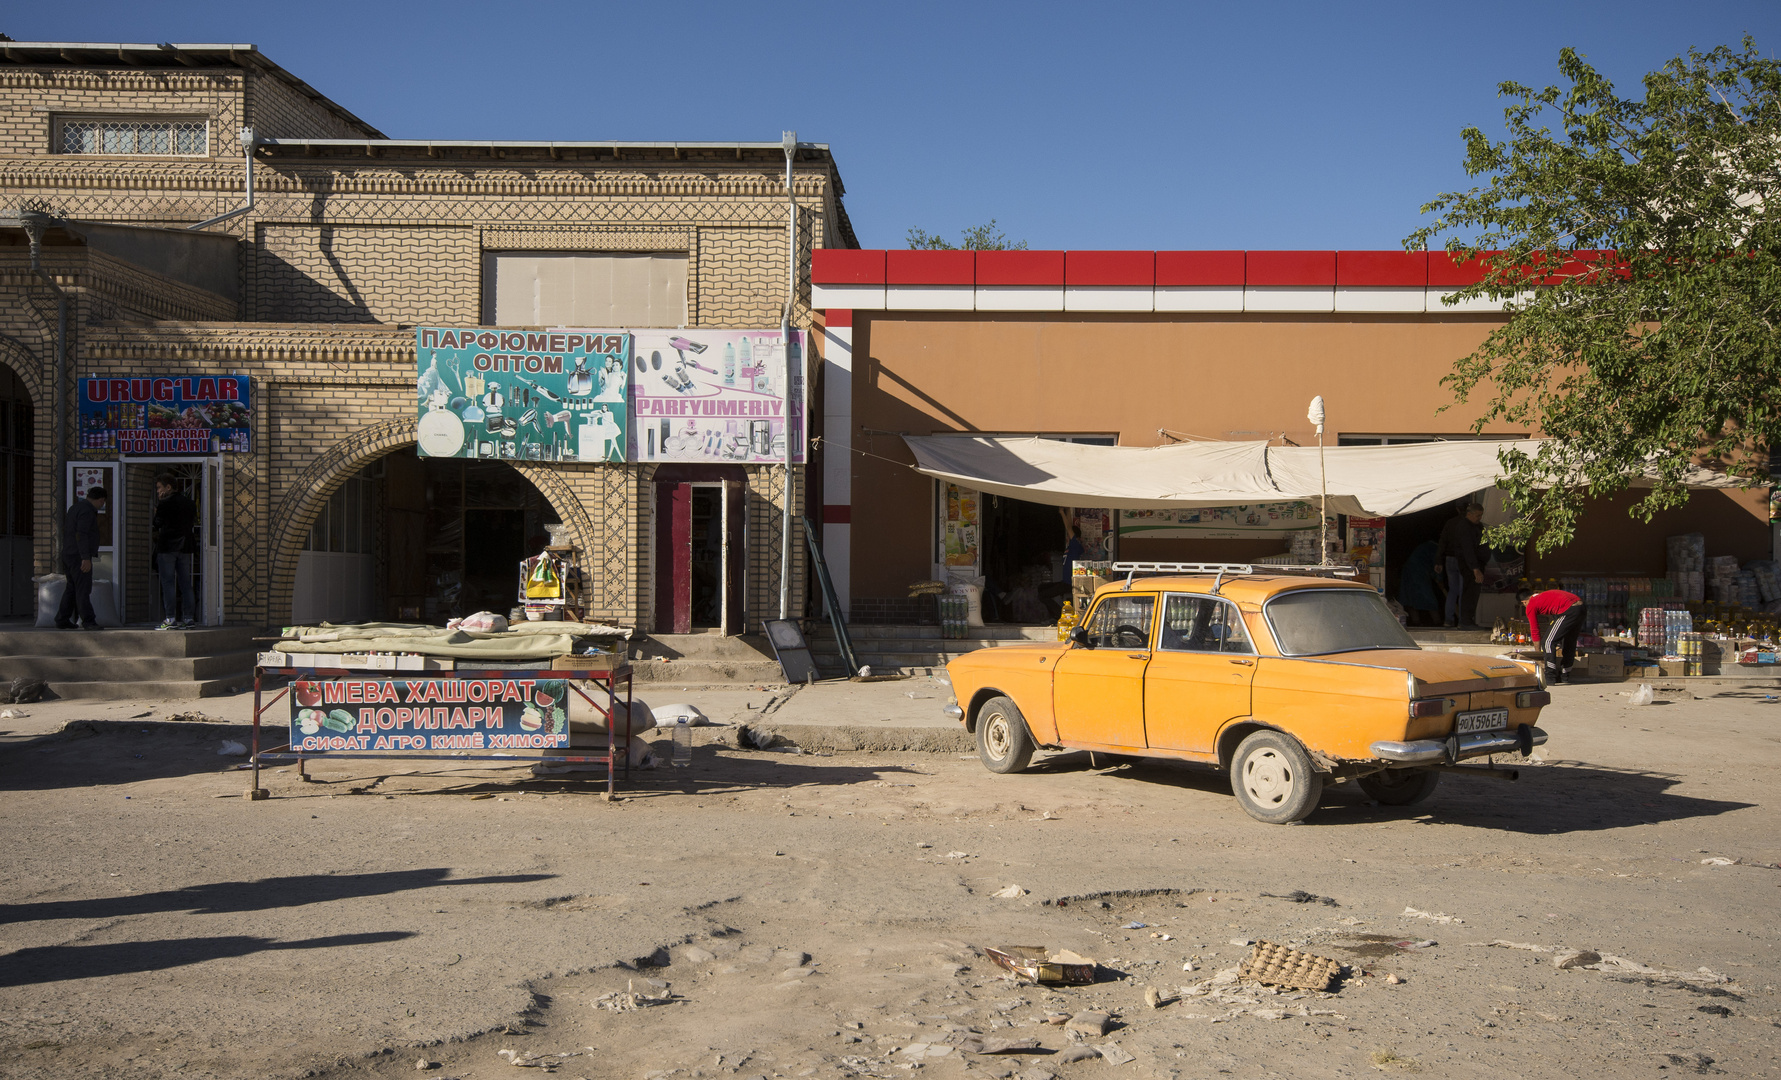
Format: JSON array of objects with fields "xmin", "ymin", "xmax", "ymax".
[{"xmin": 247, "ymin": 663, "xmax": 635, "ymax": 798}]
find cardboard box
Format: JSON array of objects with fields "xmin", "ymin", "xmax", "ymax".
[
  {"xmin": 1583, "ymin": 653, "xmax": 1626, "ymax": 680},
  {"xmin": 1656, "ymin": 659, "xmax": 1694, "ymax": 678}
]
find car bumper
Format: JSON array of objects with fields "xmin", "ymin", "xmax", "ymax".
[
  {"xmin": 942, "ymin": 704, "xmax": 963, "ymax": 721},
  {"xmin": 1370, "ymin": 725, "xmax": 1546, "ymax": 764}
]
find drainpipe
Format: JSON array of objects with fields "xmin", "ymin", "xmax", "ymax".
[
  {"xmin": 188, "ymin": 127, "xmax": 256, "ymax": 231},
  {"xmin": 20, "ymin": 209, "xmax": 68, "ymax": 559},
  {"xmin": 779, "ymin": 130, "xmax": 797, "ymax": 621}
]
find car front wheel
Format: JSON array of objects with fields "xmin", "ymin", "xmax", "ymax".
[
  {"xmin": 1230, "ymin": 729, "xmax": 1324, "ymax": 824},
  {"xmin": 975, "ymin": 695, "xmax": 1035, "ymax": 774}
]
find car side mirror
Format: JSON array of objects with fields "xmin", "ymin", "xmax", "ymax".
[{"xmin": 1067, "ymin": 626, "xmax": 1093, "ymax": 649}]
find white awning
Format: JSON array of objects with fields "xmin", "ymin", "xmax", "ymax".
[
  {"xmin": 902, "ymin": 435, "xmax": 1517, "ymax": 517},
  {"xmin": 903, "ymin": 435, "xmax": 1744, "ymax": 518}
]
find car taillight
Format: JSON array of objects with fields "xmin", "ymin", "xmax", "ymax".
[
  {"xmin": 1408, "ymin": 697, "xmax": 1449, "ymax": 719},
  {"xmin": 1516, "ymin": 690, "xmax": 1551, "ymax": 708}
]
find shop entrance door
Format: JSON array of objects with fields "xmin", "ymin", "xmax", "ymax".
[
  {"xmin": 0, "ymin": 367, "xmax": 32, "ymax": 617},
  {"xmin": 654, "ymin": 475, "xmax": 745, "ymax": 634},
  {"xmin": 126, "ymin": 457, "xmax": 223, "ymax": 626}
]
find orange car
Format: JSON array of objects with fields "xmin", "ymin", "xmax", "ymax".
[{"xmin": 942, "ymin": 570, "xmax": 1549, "ymax": 823}]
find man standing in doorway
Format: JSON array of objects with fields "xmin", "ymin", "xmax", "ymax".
[
  {"xmin": 1436, "ymin": 501, "xmax": 1486, "ymax": 629},
  {"xmin": 54, "ymin": 485, "xmax": 106, "ymax": 629},
  {"xmin": 153, "ymin": 473, "xmax": 198, "ymax": 629}
]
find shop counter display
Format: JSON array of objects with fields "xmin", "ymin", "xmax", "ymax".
[{"xmin": 247, "ymin": 621, "xmax": 639, "ymax": 798}]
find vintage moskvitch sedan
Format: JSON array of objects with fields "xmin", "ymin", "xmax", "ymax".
[{"xmin": 943, "ymin": 565, "xmax": 1549, "ymax": 823}]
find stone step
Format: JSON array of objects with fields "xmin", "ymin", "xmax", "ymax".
[
  {"xmin": 630, "ymin": 659, "xmax": 790, "ymax": 686},
  {"xmin": 0, "ymin": 648, "xmax": 260, "ymax": 684},
  {"xmin": 0, "ymin": 625, "xmax": 258, "ymax": 658},
  {"xmin": 39, "ymin": 676, "xmax": 249, "ymax": 700}
]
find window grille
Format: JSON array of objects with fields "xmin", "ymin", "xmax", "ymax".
[{"xmin": 59, "ymin": 118, "xmax": 208, "ymax": 156}]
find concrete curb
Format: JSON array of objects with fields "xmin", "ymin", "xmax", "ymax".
[{"xmin": 731, "ymin": 722, "xmax": 972, "ymax": 754}]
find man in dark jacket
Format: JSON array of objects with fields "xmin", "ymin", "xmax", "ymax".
[
  {"xmin": 153, "ymin": 473, "xmax": 199, "ymax": 629},
  {"xmin": 54, "ymin": 485, "xmax": 107, "ymax": 629},
  {"xmin": 1435, "ymin": 501, "xmax": 1486, "ymax": 629}
]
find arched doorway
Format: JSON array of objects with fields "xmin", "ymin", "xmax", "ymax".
[
  {"xmin": 0, "ymin": 364, "xmax": 33, "ymax": 617},
  {"xmin": 293, "ymin": 447, "xmax": 565, "ymax": 624}
]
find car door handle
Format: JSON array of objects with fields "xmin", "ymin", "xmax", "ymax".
[
  {"xmin": 1228, "ymin": 658, "xmax": 1253, "ymax": 666},
  {"xmin": 1128, "ymin": 653, "xmax": 1149, "ymax": 660}
]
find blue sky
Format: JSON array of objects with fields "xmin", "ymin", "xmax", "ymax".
[{"xmin": 11, "ymin": 1, "xmax": 1779, "ymax": 249}]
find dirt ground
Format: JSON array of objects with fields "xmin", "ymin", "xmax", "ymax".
[{"xmin": 0, "ymin": 679, "xmax": 1778, "ymax": 1080}]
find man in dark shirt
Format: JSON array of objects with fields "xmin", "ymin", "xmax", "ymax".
[
  {"xmin": 1435, "ymin": 502, "xmax": 1485, "ymax": 628},
  {"xmin": 153, "ymin": 473, "xmax": 199, "ymax": 629},
  {"xmin": 54, "ymin": 485, "xmax": 107, "ymax": 629}
]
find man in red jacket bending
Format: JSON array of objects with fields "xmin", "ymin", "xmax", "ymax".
[{"xmin": 1521, "ymin": 587, "xmax": 1583, "ymax": 685}]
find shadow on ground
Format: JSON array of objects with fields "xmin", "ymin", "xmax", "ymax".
[
  {"xmin": 1036, "ymin": 752, "xmax": 1753, "ymax": 834},
  {"xmin": 0, "ymin": 931, "xmax": 415, "ymax": 987},
  {"xmin": 0, "ymin": 868, "xmax": 556, "ymax": 925}
]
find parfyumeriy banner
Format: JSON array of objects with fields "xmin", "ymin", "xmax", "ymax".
[
  {"xmin": 629, "ymin": 329, "xmax": 806, "ymax": 463},
  {"xmin": 414, "ymin": 327, "xmax": 631, "ymax": 462},
  {"xmin": 289, "ymin": 676, "xmax": 570, "ymax": 752}
]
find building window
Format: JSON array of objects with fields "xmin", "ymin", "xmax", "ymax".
[
  {"xmin": 58, "ymin": 117, "xmax": 208, "ymax": 156},
  {"xmin": 482, "ymin": 251, "xmax": 689, "ymax": 327},
  {"xmin": 302, "ymin": 466, "xmax": 378, "ymax": 554}
]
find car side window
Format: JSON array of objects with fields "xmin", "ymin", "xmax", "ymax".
[
  {"xmin": 1158, "ymin": 594, "xmax": 1254, "ymax": 655},
  {"xmin": 1087, "ymin": 594, "xmax": 1156, "ymax": 650}
]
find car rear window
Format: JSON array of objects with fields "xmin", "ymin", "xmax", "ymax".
[{"xmin": 1264, "ymin": 588, "xmax": 1418, "ymax": 656}]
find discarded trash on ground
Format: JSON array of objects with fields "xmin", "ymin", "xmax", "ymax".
[
  {"xmin": 1095, "ymin": 1044, "xmax": 1135, "ymax": 1066},
  {"xmin": 593, "ymin": 980, "xmax": 677, "ymax": 1010},
  {"xmin": 1260, "ymin": 889, "xmax": 1338, "ymax": 907},
  {"xmin": 1629, "ymin": 683, "xmax": 1655, "ymax": 706},
  {"xmin": 218, "ymin": 740, "xmax": 247, "ymax": 756},
  {"xmin": 1237, "ymin": 941, "xmax": 1343, "ymax": 991},
  {"xmin": 984, "ymin": 945, "xmax": 1097, "ymax": 985},
  {"xmin": 993, "ymin": 884, "xmax": 1027, "ymax": 898},
  {"xmin": 1122, "ymin": 921, "xmax": 1148, "ymax": 929},
  {"xmin": 1401, "ymin": 906, "xmax": 1462, "ymax": 924},
  {"xmin": 1393, "ymin": 939, "xmax": 1437, "ymax": 951}
]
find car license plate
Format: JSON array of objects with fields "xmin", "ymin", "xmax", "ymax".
[{"xmin": 1455, "ymin": 708, "xmax": 1509, "ymax": 734}]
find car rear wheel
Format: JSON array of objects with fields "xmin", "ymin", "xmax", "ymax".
[
  {"xmin": 1230, "ymin": 729, "xmax": 1324, "ymax": 824},
  {"xmin": 1358, "ymin": 767, "xmax": 1440, "ymax": 806},
  {"xmin": 976, "ymin": 695, "xmax": 1035, "ymax": 774}
]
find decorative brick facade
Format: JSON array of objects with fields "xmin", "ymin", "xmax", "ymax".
[{"xmin": 0, "ymin": 45, "xmax": 849, "ymax": 630}]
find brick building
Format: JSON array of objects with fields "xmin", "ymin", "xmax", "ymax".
[{"xmin": 0, "ymin": 40, "xmax": 853, "ymax": 629}]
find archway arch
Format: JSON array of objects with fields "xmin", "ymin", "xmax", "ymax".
[
  {"xmin": 0, "ymin": 335, "xmax": 45, "ymax": 616},
  {"xmin": 266, "ymin": 416, "xmax": 598, "ymax": 624}
]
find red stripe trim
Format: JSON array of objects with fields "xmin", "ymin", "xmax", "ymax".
[
  {"xmin": 822, "ymin": 504, "xmax": 851, "ymax": 524},
  {"xmin": 975, "ymin": 250, "xmax": 1065, "ymax": 285},
  {"xmin": 887, "ymin": 249, "xmax": 974, "ymax": 285},
  {"xmin": 1246, "ymin": 250, "xmax": 1336, "ymax": 286},
  {"xmin": 1065, "ymin": 250, "xmax": 1154, "ymax": 286},
  {"xmin": 1155, "ymin": 250, "xmax": 1244, "ymax": 286},
  {"xmin": 812, "ymin": 249, "xmax": 885, "ymax": 284},
  {"xmin": 1336, "ymin": 250, "xmax": 1427, "ymax": 287},
  {"xmin": 822, "ymin": 309, "xmax": 853, "ymax": 328}
]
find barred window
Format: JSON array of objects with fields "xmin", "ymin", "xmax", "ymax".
[{"xmin": 59, "ymin": 118, "xmax": 208, "ymax": 156}]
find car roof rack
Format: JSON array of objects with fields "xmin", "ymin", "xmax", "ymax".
[
  {"xmin": 1110, "ymin": 561, "xmax": 1357, "ymax": 578},
  {"xmin": 1108, "ymin": 561, "xmax": 1358, "ymax": 593}
]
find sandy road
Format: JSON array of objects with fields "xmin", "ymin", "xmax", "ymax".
[{"xmin": 0, "ymin": 680, "xmax": 1777, "ymax": 1080}]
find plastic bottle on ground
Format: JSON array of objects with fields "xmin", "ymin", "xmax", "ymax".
[{"xmin": 672, "ymin": 718, "xmax": 692, "ymax": 767}]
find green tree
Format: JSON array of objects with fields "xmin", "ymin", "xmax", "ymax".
[
  {"xmin": 905, "ymin": 219, "xmax": 1028, "ymax": 250},
  {"xmin": 1406, "ymin": 38, "xmax": 1781, "ymax": 553}
]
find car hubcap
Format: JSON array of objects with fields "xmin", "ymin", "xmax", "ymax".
[
  {"xmin": 1243, "ymin": 748, "xmax": 1295, "ymax": 806},
  {"xmin": 985, "ymin": 716, "xmax": 1010, "ymax": 759}
]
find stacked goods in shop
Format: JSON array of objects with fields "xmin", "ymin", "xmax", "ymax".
[
  {"xmin": 1638, "ymin": 607, "xmax": 1667, "ymax": 651},
  {"xmin": 1708, "ymin": 556, "xmax": 1741, "ymax": 603},
  {"xmin": 1666, "ymin": 533, "xmax": 1706, "ymax": 602},
  {"xmin": 937, "ymin": 595, "xmax": 969, "ymax": 641},
  {"xmin": 1749, "ymin": 560, "xmax": 1781, "ymax": 604}
]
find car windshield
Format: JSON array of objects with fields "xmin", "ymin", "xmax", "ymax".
[{"xmin": 1264, "ymin": 588, "xmax": 1419, "ymax": 656}]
